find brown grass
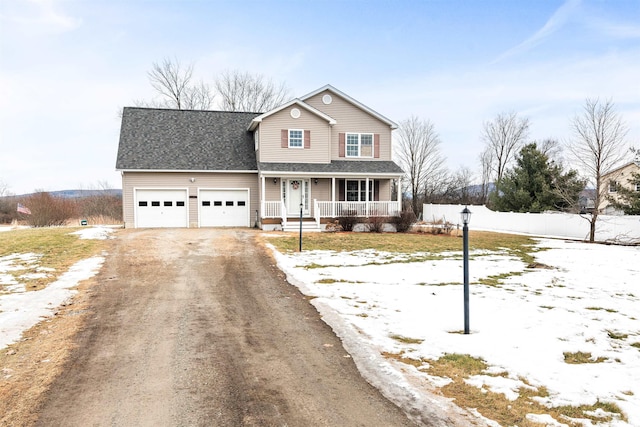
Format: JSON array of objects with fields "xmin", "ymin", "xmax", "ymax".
[
  {"xmin": 264, "ymin": 230, "xmax": 538, "ymax": 263},
  {"xmin": 382, "ymin": 352, "xmax": 626, "ymax": 426}
]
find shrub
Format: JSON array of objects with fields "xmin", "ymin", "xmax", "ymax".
[
  {"xmin": 337, "ymin": 210, "xmax": 359, "ymax": 232},
  {"xmin": 392, "ymin": 210, "xmax": 416, "ymax": 233},
  {"xmin": 367, "ymin": 216, "xmax": 386, "ymax": 233},
  {"xmin": 21, "ymin": 192, "xmax": 78, "ymax": 227}
]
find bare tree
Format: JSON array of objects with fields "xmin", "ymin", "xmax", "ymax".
[
  {"xmin": 479, "ymin": 147, "xmax": 494, "ymax": 204},
  {"xmin": 146, "ymin": 57, "xmax": 214, "ymax": 110},
  {"xmin": 568, "ymin": 98, "xmax": 629, "ymax": 242},
  {"xmin": 537, "ymin": 138, "xmax": 563, "ymax": 164},
  {"xmin": 215, "ymin": 70, "xmax": 290, "ymax": 112},
  {"xmin": 481, "ymin": 112, "xmax": 530, "ymax": 184},
  {"xmin": 395, "ymin": 116, "xmax": 447, "ymax": 216}
]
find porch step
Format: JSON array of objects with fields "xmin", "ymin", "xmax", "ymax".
[{"xmin": 282, "ymin": 221, "xmax": 322, "ymax": 232}]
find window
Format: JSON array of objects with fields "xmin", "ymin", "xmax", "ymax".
[
  {"xmin": 138, "ymin": 201, "xmax": 148, "ymax": 207},
  {"xmin": 345, "ymin": 180, "xmax": 373, "ymax": 201},
  {"xmin": 164, "ymin": 201, "xmax": 173, "ymax": 207},
  {"xmin": 609, "ymin": 181, "xmax": 618, "ymax": 193},
  {"xmin": 289, "ymin": 129, "xmax": 303, "ymax": 148},
  {"xmin": 213, "ymin": 201, "xmax": 222, "ymax": 206},
  {"xmin": 202, "ymin": 201, "xmax": 211, "ymax": 206},
  {"xmin": 151, "ymin": 201, "xmax": 160, "ymax": 207},
  {"xmin": 636, "ymin": 183, "xmax": 640, "ymax": 192},
  {"xmin": 238, "ymin": 201, "xmax": 246, "ymax": 206},
  {"xmin": 225, "ymin": 201, "xmax": 234, "ymax": 206},
  {"xmin": 176, "ymin": 201, "xmax": 185, "ymax": 207},
  {"xmin": 346, "ymin": 133, "xmax": 373, "ymax": 158}
]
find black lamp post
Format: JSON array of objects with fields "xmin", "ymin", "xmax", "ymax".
[
  {"xmin": 299, "ymin": 202, "xmax": 303, "ymax": 252},
  {"xmin": 461, "ymin": 206, "xmax": 472, "ymax": 334}
]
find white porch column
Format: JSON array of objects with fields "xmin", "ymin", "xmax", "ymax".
[
  {"xmin": 331, "ymin": 177, "xmax": 336, "ymax": 217},
  {"xmin": 396, "ymin": 178, "xmax": 401, "ymax": 213},
  {"xmin": 365, "ymin": 177, "xmax": 370, "ymax": 217},
  {"xmin": 261, "ymin": 175, "xmax": 265, "ymax": 219}
]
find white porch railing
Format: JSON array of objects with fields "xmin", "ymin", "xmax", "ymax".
[
  {"xmin": 263, "ymin": 201, "xmax": 282, "ymax": 218},
  {"xmin": 316, "ymin": 201, "xmax": 400, "ymax": 218},
  {"xmin": 263, "ymin": 200, "xmax": 400, "ymax": 219}
]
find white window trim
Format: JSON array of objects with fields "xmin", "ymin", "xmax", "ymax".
[
  {"xmin": 288, "ymin": 129, "xmax": 304, "ymax": 149},
  {"xmin": 345, "ymin": 179, "xmax": 374, "ymax": 202},
  {"xmin": 609, "ymin": 180, "xmax": 618, "ymax": 193},
  {"xmin": 345, "ymin": 133, "xmax": 373, "ymax": 158}
]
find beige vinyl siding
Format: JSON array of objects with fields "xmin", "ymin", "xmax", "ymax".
[
  {"xmin": 258, "ymin": 107, "xmax": 331, "ymax": 164},
  {"xmin": 379, "ymin": 179, "xmax": 391, "ymax": 200},
  {"xmin": 122, "ymin": 171, "xmax": 258, "ymax": 228},
  {"xmin": 264, "ymin": 177, "xmax": 283, "ymax": 202},
  {"xmin": 304, "ymin": 91, "xmax": 393, "ymax": 161}
]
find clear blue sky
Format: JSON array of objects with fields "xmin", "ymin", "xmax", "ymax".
[{"xmin": 1, "ymin": 0, "xmax": 639, "ymax": 195}]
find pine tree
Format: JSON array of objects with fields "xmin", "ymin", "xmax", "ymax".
[{"xmin": 491, "ymin": 143, "xmax": 585, "ymax": 213}]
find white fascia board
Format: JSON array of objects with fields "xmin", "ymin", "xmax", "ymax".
[
  {"xmin": 299, "ymin": 84, "xmax": 398, "ymax": 130},
  {"xmin": 259, "ymin": 171, "xmax": 402, "ymax": 178},
  {"xmin": 118, "ymin": 169, "xmax": 258, "ymax": 174},
  {"xmin": 247, "ymin": 99, "xmax": 336, "ymax": 131}
]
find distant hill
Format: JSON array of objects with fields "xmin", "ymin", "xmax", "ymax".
[{"xmin": 11, "ymin": 189, "xmax": 122, "ymax": 199}]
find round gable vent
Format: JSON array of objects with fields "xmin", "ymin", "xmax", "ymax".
[
  {"xmin": 291, "ymin": 108, "xmax": 301, "ymax": 118},
  {"xmin": 322, "ymin": 94, "xmax": 332, "ymax": 105}
]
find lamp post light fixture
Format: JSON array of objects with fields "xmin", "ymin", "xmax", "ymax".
[
  {"xmin": 461, "ymin": 206, "xmax": 472, "ymax": 334},
  {"xmin": 299, "ymin": 202, "xmax": 303, "ymax": 252}
]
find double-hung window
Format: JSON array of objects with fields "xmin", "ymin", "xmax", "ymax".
[
  {"xmin": 346, "ymin": 133, "xmax": 373, "ymax": 158},
  {"xmin": 609, "ymin": 180, "xmax": 618, "ymax": 193},
  {"xmin": 289, "ymin": 129, "xmax": 303, "ymax": 148},
  {"xmin": 345, "ymin": 180, "xmax": 374, "ymax": 201}
]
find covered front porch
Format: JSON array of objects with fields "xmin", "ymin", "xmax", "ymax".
[{"xmin": 259, "ymin": 174, "xmax": 401, "ymax": 231}]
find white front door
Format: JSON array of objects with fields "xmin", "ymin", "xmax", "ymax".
[{"xmin": 286, "ymin": 179, "xmax": 309, "ymax": 216}]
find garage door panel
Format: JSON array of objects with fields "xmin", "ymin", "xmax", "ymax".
[
  {"xmin": 136, "ymin": 190, "xmax": 188, "ymax": 228},
  {"xmin": 200, "ymin": 190, "xmax": 249, "ymax": 227}
]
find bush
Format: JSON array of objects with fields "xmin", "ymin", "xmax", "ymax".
[
  {"xmin": 392, "ymin": 210, "xmax": 416, "ymax": 233},
  {"xmin": 21, "ymin": 192, "xmax": 78, "ymax": 227},
  {"xmin": 337, "ymin": 210, "xmax": 359, "ymax": 232},
  {"xmin": 366, "ymin": 216, "xmax": 386, "ymax": 233}
]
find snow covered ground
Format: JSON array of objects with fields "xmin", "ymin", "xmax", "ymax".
[
  {"xmin": 271, "ymin": 238, "xmax": 640, "ymax": 426},
  {"xmin": 0, "ymin": 227, "xmax": 112, "ymax": 350}
]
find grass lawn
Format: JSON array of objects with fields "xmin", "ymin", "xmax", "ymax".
[{"xmin": 0, "ymin": 227, "xmax": 107, "ymax": 291}]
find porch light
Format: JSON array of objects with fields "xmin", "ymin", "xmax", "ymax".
[
  {"xmin": 314, "ymin": 178, "xmax": 318, "ymax": 185},
  {"xmin": 461, "ymin": 206, "xmax": 471, "ymax": 225},
  {"xmin": 273, "ymin": 178, "xmax": 277, "ymax": 185}
]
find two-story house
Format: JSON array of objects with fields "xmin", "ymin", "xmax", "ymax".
[
  {"xmin": 116, "ymin": 85, "xmax": 404, "ymax": 229},
  {"xmin": 599, "ymin": 157, "xmax": 640, "ymax": 214}
]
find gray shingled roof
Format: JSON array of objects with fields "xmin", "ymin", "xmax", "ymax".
[
  {"xmin": 116, "ymin": 108, "xmax": 259, "ymax": 171},
  {"xmin": 258, "ymin": 161, "xmax": 403, "ymax": 175}
]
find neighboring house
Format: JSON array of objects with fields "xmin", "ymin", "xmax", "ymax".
[
  {"xmin": 116, "ymin": 85, "xmax": 404, "ymax": 229},
  {"xmin": 599, "ymin": 158, "xmax": 640, "ymax": 214}
]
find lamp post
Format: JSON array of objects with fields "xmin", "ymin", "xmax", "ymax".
[
  {"xmin": 461, "ymin": 206, "xmax": 472, "ymax": 334},
  {"xmin": 299, "ymin": 202, "xmax": 303, "ymax": 252}
]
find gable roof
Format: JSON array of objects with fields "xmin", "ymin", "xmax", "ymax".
[
  {"xmin": 116, "ymin": 108, "xmax": 259, "ymax": 171},
  {"xmin": 247, "ymin": 99, "xmax": 336, "ymax": 131},
  {"xmin": 300, "ymin": 84, "xmax": 398, "ymax": 129},
  {"xmin": 602, "ymin": 160, "xmax": 640, "ymax": 178}
]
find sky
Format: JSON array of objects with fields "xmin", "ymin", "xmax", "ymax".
[{"xmin": 1, "ymin": 0, "xmax": 639, "ymax": 195}]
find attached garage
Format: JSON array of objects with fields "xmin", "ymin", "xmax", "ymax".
[
  {"xmin": 199, "ymin": 189, "xmax": 250, "ymax": 227},
  {"xmin": 135, "ymin": 189, "xmax": 188, "ymax": 228}
]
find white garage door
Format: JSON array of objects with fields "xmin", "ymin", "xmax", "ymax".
[
  {"xmin": 135, "ymin": 189, "xmax": 188, "ymax": 228},
  {"xmin": 199, "ymin": 189, "xmax": 249, "ymax": 227}
]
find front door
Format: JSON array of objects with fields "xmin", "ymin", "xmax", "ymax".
[{"xmin": 286, "ymin": 179, "xmax": 309, "ymax": 216}]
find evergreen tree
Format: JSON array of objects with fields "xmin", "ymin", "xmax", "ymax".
[
  {"xmin": 491, "ymin": 143, "xmax": 585, "ymax": 213},
  {"xmin": 607, "ymin": 171, "xmax": 640, "ymax": 214}
]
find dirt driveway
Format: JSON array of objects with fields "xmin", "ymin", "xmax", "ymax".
[{"xmin": 32, "ymin": 229, "xmax": 417, "ymax": 426}]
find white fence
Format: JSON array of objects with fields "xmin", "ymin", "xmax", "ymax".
[{"xmin": 423, "ymin": 204, "xmax": 640, "ymax": 244}]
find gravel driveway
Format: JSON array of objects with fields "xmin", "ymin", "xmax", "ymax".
[{"xmin": 33, "ymin": 229, "xmax": 417, "ymax": 426}]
